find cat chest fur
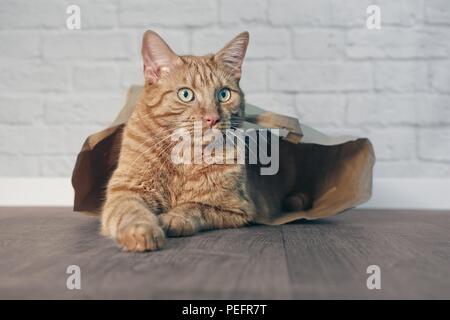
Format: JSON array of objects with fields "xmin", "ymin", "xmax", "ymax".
[{"xmin": 164, "ymin": 163, "xmax": 248, "ymax": 209}]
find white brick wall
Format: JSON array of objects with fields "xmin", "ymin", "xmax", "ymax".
[{"xmin": 0, "ymin": 0, "xmax": 449, "ymax": 178}]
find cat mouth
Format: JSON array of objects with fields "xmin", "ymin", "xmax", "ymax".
[{"xmin": 215, "ymin": 124, "xmax": 231, "ymax": 131}]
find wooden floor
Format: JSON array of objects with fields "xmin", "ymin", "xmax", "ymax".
[{"xmin": 0, "ymin": 207, "xmax": 449, "ymax": 299}]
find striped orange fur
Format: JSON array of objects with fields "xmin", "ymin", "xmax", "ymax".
[{"xmin": 101, "ymin": 31, "xmax": 256, "ymax": 252}]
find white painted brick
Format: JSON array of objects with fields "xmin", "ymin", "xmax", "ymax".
[
  {"xmin": 246, "ymin": 93, "xmax": 296, "ymax": 118},
  {"xmin": 192, "ymin": 28, "xmax": 290, "ymax": 59},
  {"xmin": 0, "ymin": 125, "xmax": 66, "ymax": 155},
  {"xmin": 118, "ymin": 0, "xmax": 217, "ymax": 27},
  {"xmin": 425, "ymin": 0, "xmax": 450, "ymax": 25},
  {"xmin": 191, "ymin": 30, "xmax": 228, "ymax": 54},
  {"xmin": 0, "ymin": 32, "xmax": 41, "ymax": 59},
  {"xmin": 64, "ymin": 125, "xmax": 107, "ymax": 153},
  {"xmin": 240, "ymin": 61, "xmax": 267, "ymax": 93},
  {"xmin": 348, "ymin": 94, "xmax": 450, "ymax": 126},
  {"xmin": 219, "ymin": 0, "xmax": 267, "ymax": 25},
  {"xmin": 0, "ymin": 63, "xmax": 69, "ymax": 92},
  {"xmin": 374, "ymin": 62, "xmax": 428, "ymax": 93},
  {"xmin": 0, "ymin": 155, "xmax": 40, "ymax": 176},
  {"xmin": 0, "ymin": 0, "xmax": 449, "ymax": 179},
  {"xmin": 419, "ymin": 128, "xmax": 450, "ymax": 161},
  {"xmin": 268, "ymin": 0, "xmax": 331, "ymax": 26},
  {"xmin": 367, "ymin": 128, "xmax": 416, "ymax": 161},
  {"xmin": 375, "ymin": 161, "xmax": 450, "ymax": 178},
  {"xmin": 293, "ymin": 30, "xmax": 345, "ymax": 59},
  {"xmin": 269, "ymin": 62, "xmax": 372, "ymax": 92},
  {"xmin": 430, "ymin": 61, "xmax": 450, "ymax": 93},
  {"xmin": 120, "ymin": 63, "xmax": 143, "ymax": 88},
  {"xmin": 346, "ymin": 28, "xmax": 448, "ymax": 59},
  {"xmin": 371, "ymin": 0, "xmax": 423, "ymax": 26},
  {"xmin": 0, "ymin": 97, "xmax": 44, "ymax": 124},
  {"xmin": 421, "ymin": 27, "xmax": 450, "ymax": 51},
  {"xmin": 73, "ymin": 65, "xmax": 120, "ymax": 91},
  {"xmin": 331, "ymin": 0, "xmax": 423, "ymax": 27},
  {"xmin": 314, "ymin": 128, "xmax": 368, "ymax": 142},
  {"xmin": 295, "ymin": 94, "xmax": 346, "ymax": 126},
  {"xmin": 347, "ymin": 94, "xmax": 416, "ymax": 125},
  {"xmin": 45, "ymin": 95, "xmax": 124, "ymax": 125},
  {"xmin": 40, "ymin": 155, "xmax": 77, "ymax": 176},
  {"xmin": 416, "ymin": 95, "xmax": 450, "ymax": 125},
  {"xmin": 0, "ymin": 124, "xmax": 103, "ymax": 156},
  {"xmin": 0, "ymin": 0, "xmax": 65, "ymax": 29},
  {"xmin": 329, "ymin": 0, "xmax": 369, "ymax": 27},
  {"xmin": 42, "ymin": 32, "xmax": 133, "ymax": 60},
  {"xmin": 76, "ymin": 0, "xmax": 117, "ymax": 29}
]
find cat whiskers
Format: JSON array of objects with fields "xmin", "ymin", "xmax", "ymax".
[
  {"xmin": 230, "ymin": 118, "xmax": 271, "ymax": 148},
  {"xmin": 138, "ymin": 124, "xmax": 193, "ymax": 177},
  {"xmin": 227, "ymin": 129, "xmax": 258, "ymax": 163},
  {"xmin": 125, "ymin": 113, "xmax": 194, "ymax": 175},
  {"xmin": 128, "ymin": 125, "xmax": 177, "ymax": 157},
  {"xmin": 143, "ymin": 141, "xmax": 178, "ymax": 178},
  {"xmin": 125, "ymin": 127, "xmax": 182, "ymax": 176}
]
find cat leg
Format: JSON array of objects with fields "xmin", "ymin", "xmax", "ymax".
[
  {"xmin": 101, "ymin": 192, "xmax": 165, "ymax": 252},
  {"xmin": 159, "ymin": 203, "xmax": 252, "ymax": 237}
]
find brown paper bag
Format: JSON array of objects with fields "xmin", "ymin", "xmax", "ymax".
[{"xmin": 72, "ymin": 86, "xmax": 375, "ymax": 224}]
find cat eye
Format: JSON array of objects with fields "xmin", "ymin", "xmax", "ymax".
[
  {"xmin": 217, "ymin": 88, "xmax": 231, "ymax": 103},
  {"xmin": 177, "ymin": 88, "xmax": 195, "ymax": 102}
]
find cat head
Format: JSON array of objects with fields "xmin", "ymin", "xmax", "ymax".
[{"xmin": 140, "ymin": 30, "xmax": 249, "ymax": 131}]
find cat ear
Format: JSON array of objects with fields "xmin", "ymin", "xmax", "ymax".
[
  {"xmin": 141, "ymin": 30, "xmax": 181, "ymax": 84},
  {"xmin": 214, "ymin": 31, "xmax": 249, "ymax": 80}
]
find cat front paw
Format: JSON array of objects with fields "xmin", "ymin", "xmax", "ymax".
[
  {"xmin": 159, "ymin": 213, "xmax": 199, "ymax": 237},
  {"xmin": 116, "ymin": 222, "xmax": 165, "ymax": 252}
]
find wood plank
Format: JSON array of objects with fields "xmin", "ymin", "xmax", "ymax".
[
  {"xmin": 0, "ymin": 207, "xmax": 291, "ymax": 299},
  {"xmin": 1, "ymin": 207, "xmax": 449, "ymax": 299},
  {"xmin": 282, "ymin": 210, "xmax": 450, "ymax": 299}
]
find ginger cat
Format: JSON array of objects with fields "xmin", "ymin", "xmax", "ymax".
[{"xmin": 101, "ymin": 31, "xmax": 257, "ymax": 252}]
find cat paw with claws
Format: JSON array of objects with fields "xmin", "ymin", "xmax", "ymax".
[
  {"xmin": 159, "ymin": 213, "xmax": 199, "ymax": 237},
  {"xmin": 117, "ymin": 223, "xmax": 165, "ymax": 252}
]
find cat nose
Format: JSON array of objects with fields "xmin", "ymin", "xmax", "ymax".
[{"xmin": 204, "ymin": 114, "xmax": 220, "ymax": 127}]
